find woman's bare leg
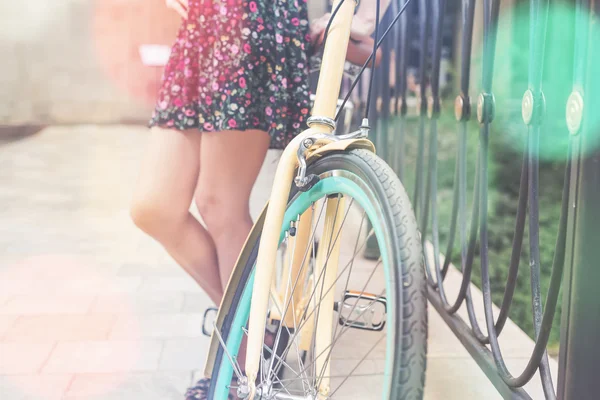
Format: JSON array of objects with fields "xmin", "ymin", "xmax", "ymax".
[
  {"xmin": 194, "ymin": 129, "xmax": 271, "ymax": 290},
  {"xmin": 130, "ymin": 127, "xmax": 223, "ymax": 304},
  {"xmin": 195, "ymin": 129, "xmax": 270, "ymax": 371}
]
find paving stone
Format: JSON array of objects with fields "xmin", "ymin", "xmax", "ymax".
[
  {"xmin": 159, "ymin": 338, "xmax": 209, "ymax": 371},
  {"xmin": 116, "ymin": 263, "xmax": 189, "ymax": 278},
  {"xmin": 0, "ymin": 295, "xmax": 96, "ymax": 315},
  {"xmin": 137, "ymin": 277, "xmax": 202, "ymax": 293},
  {"xmin": 0, "ymin": 374, "xmax": 73, "ymax": 400},
  {"xmin": 0, "ymin": 254, "xmax": 105, "ymax": 279},
  {"xmin": 181, "ymin": 292, "xmax": 215, "ymax": 313},
  {"xmin": 0, "ymin": 315, "xmax": 17, "ymax": 337},
  {"xmin": 0, "ymin": 278, "xmax": 141, "ymax": 296},
  {"xmin": 63, "ymin": 372, "xmax": 190, "ymax": 400},
  {"xmin": 109, "ymin": 313, "xmax": 203, "ymax": 339},
  {"xmin": 42, "ymin": 340, "xmax": 163, "ymax": 374},
  {"xmin": 425, "ymin": 358, "xmax": 502, "ymax": 400},
  {"xmin": 3, "ymin": 314, "xmax": 117, "ymax": 342},
  {"xmin": 0, "ymin": 342, "xmax": 55, "ymax": 374},
  {"xmin": 427, "ymin": 307, "xmax": 473, "ymax": 358},
  {"xmin": 90, "ymin": 292, "xmax": 184, "ymax": 314}
]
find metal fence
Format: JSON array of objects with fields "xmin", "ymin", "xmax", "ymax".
[{"xmin": 341, "ymin": 0, "xmax": 600, "ymax": 398}]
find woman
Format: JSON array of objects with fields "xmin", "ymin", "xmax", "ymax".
[{"xmin": 130, "ymin": 0, "xmax": 388, "ymax": 397}]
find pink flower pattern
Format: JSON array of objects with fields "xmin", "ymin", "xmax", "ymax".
[{"xmin": 149, "ymin": 0, "xmax": 312, "ymax": 149}]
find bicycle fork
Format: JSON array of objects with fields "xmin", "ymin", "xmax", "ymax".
[
  {"xmin": 243, "ymin": 131, "xmax": 346, "ymax": 399},
  {"xmin": 243, "ymin": 129, "xmax": 321, "ymax": 398}
]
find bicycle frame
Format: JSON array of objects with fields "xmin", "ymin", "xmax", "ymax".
[{"xmin": 204, "ymin": 1, "xmax": 374, "ymax": 398}]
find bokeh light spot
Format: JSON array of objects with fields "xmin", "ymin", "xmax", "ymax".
[
  {"xmin": 92, "ymin": 0, "xmax": 181, "ymax": 105},
  {"xmin": 478, "ymin": 3, "xmax": 600, "ymax": 161}
]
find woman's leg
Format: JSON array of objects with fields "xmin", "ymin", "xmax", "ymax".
[
  {"xmin": 130, "ymin": 127, "xmax": 223, "ymax": 304},
  {"xmin": 195, "ymin": 129, "xmax": 270, "ymax": 374},
  {"xmin": 194, "ymin": 129, "xmax": 271, "ymax": 291}
]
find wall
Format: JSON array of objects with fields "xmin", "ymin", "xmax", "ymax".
[{"xmin": 0, "ymin": 0, "xmax": 181, "ymax": 125}]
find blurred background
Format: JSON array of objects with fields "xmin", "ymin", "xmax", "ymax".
[{"xmin": 0, "ymin": 0, "xmax": 182, "ymax": 126}]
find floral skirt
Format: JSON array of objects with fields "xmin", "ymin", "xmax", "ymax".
[{"xmin": 149, "ymin": 0, "xmax": 312, "ymax": 150}]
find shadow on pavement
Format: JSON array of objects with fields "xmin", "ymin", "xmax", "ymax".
[{"xmin": 0, "ymin": 125, "xmax": 46, "ymax": 145}]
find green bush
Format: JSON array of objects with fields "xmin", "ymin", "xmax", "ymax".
[{"xmin": 386, "ymin": 105, "xmax": 565, "ymax": 352}]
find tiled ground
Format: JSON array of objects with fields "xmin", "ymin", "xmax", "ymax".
[{"xmin": 0, "ymin": 126, "xmax": 556, "ymax": 399}]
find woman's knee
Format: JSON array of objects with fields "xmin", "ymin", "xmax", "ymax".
[
  {"xmin": 130, "ymin": 195, "xmax": 179, "ymax": 239},
  {"xmin": 195, "ymin": 193, "xmax": 251, "ymax": 237},
  {"xmin": 129, "ymin": 196, "xmax": 158, "ymax": 234}
]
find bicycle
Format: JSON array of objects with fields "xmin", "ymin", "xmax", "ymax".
[{"xmin": 203, "ymin": 0, "xmax": 427, "ymax": 398}]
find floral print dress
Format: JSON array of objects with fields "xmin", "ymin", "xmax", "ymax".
[{"xmin": 150, "ymin": 0, "xmax": 312, "ymax": 150}]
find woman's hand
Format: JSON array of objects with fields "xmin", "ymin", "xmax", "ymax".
[
  {"xmin": 166, "ymin": 0, "xmax": 188, "ymax": 19},
  {"xmin": 309, "ymin": 0, "xmax": 392, "ymax": 44},
  {"xmin": 309, "ymin": 12, "xmax": 374, "ymax": 46},
  {"xmin": 309, "ymin": 13, "xmax": 330, "ymax": 46}
]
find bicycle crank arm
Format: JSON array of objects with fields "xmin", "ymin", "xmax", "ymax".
[{"xmin": 334, "ymin": 290, "xmax": 387, "ymax": 331}]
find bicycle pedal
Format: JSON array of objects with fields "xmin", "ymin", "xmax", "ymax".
[
  {"xmin": 334, "ymin": 291, "xmax": 387, "ymax": 331},
  {"xmin": 202, "ymin": 307, "xmax": 218, "ymax": 337}
]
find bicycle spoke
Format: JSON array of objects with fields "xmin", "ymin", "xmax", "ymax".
[
  {"xmin": 287, "ymin": 245, "xmax": 311, "ymax": 392},
  {"xmin": 277, "ymin": 288, "xmax": 386, "ymax": 395},
  {"xmin": 251, "ymin": 195, "xmax": 387, "ymax": 399},
  {"xmin": 277, "ymin": 372, "xmax": 386, "ymax": 383},
  {"xmin": 269, "ymin": 197, "xmax": 355, "ymax": 377},
  {"xmin": 298, "ymin": 233, "xmax": 372, "ymax": 332},
  {"xmin": 271, "ymin": 372, "xmax": 294, "ymax": 397},
  {"xmin": 269, "ymin": 220, "xmax": 312, "ymax": 391},
  {"xmin": 272, "ymin": 238, "xmax": 370, "ymax": 378},
  {"xmin": 328, "ymin": 335, "xmax": 386, "ymax": 398},
  {"xmin": 270, "ymin": 199, "xmax": 326, "ymax": 341},
  {"xmin": 275, "ymin": 241, "xmax": 376, "ymax": 365},
  {"xmin": 267, "ymin": 230, "xmax": 297, "ymax": 381},
  {"xmin": 243, "ymin": 326, "xmax": 299, "ymax": 378},
  {"xmin": 316, "ymin": 257, "xmax": 383, "ymax": 387},
  {"xmin": 310, "ymin": 219, "xmax": 318, "ymax": 384},
  {"xmin": 265, "ymin": 201, "xmax": 325, "ymax": 384},
  {"xmin": 260, "ymin": 276, "xmax": 313, "ymax": 389},
  {"xmin": 268, "ymin": 227, "xmax": 377, "ymax": 377},
  {"xmin": 320, "ymin": 209, "xmax": 367, "ymax": 381},
  {"xmin": 249, "ymin": 202, "xmax": 324, "ymax": 390},
  {"xmin": 212, "ymin": 322, "xmax": 244, "ymax": 380}
]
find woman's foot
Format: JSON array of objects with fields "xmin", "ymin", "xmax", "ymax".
[{"xmin": 185, "ymin": 378, "xmax": 233, "ymax": 400}]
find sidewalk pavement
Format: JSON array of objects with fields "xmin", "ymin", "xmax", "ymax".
[{"xmin": 0, "ymin": 126, "xmax": 554, "ymax": 399}]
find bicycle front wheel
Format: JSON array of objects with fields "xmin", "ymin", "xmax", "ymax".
[{"xmin": 209, "ymin": 149, "xmax": 427, "ymax": 400}]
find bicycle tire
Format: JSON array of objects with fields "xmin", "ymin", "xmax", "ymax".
[{"xmin": 208, "ymin": 149, "xmax": 427, "ymax": 400}]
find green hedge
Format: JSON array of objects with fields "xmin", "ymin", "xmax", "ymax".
[{"xmin": 385, "ymin": 108, "xmax": 564, "ymax": 353}]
